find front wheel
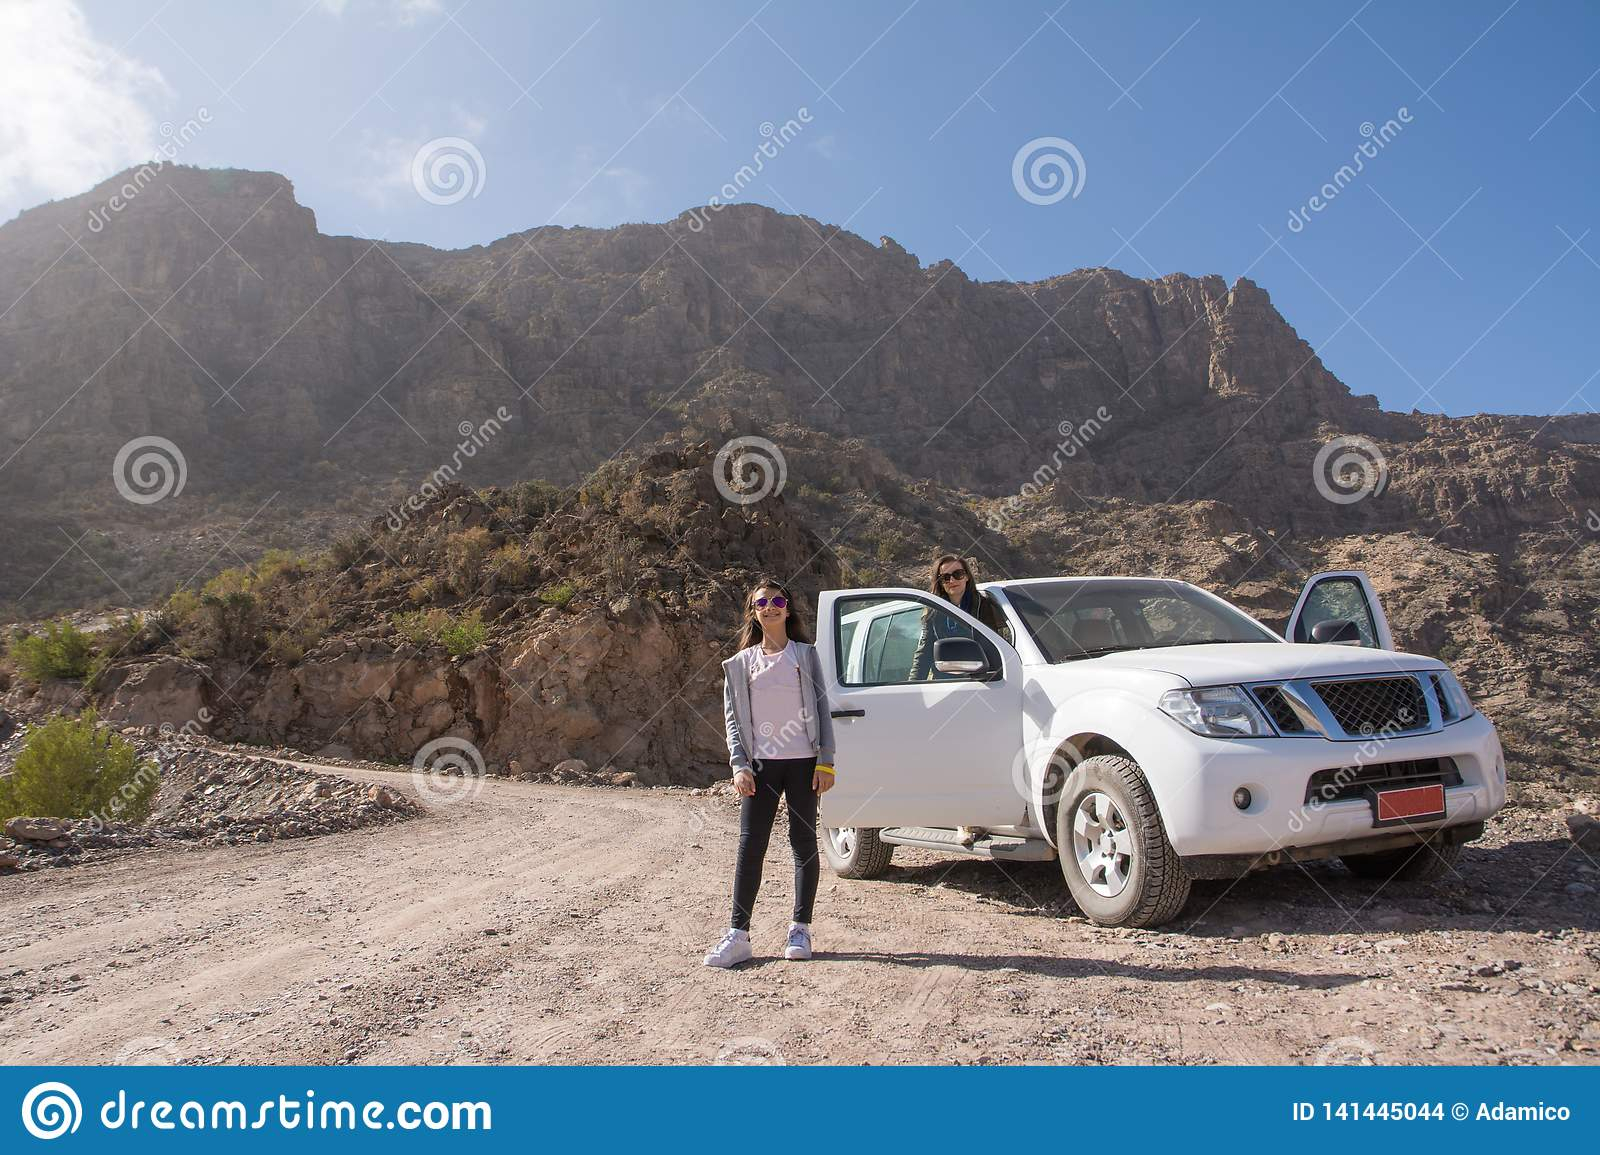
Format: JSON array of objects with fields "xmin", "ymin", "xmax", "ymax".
[
  {"xmin": 822, "ymin": 826, "xmax": 894, "ymax": 879},
  {"xmin": 1056, "ymin": 755, "xmax": 1191, "ymax": 928}
]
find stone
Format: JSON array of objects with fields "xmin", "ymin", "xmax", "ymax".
[
  {"xmin": 101, "ymin": 657, "xmax": 213, "ymax": 731},
  {"xmin": 1566, "ymin": 813, "xmax": 1600, "ymax": 853},
  {"xmin": 4, "ymin": 817, "xmax": 67, "ymax": 843}
]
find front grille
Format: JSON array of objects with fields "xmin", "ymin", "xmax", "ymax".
[
  {"xmin": 1312, "ymin": 676, "xmax": 1429, "ymax": 736},
  {"xmin": 1253, "ymin": 685, "xmax": 1306, "ymax": 734},
  {"xmin": 1304, "ymin": 757, "xmax": 1463, "ymax": 805},
  {"xmin": 1429, "ymin": 673, "xmax": 1459, "ymax": 721}
]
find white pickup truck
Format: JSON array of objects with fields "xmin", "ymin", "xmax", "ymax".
[{"xmin": 817, "ymin": 571, "xmax": 1506, "ymax": 928}]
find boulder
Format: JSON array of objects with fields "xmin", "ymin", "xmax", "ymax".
[
  {"xmin": 104, "ymin": 657, "xmax": 213, "ymax": 730},
  {"xmin": 5, "ymin": 817, "xmax": 68, "ymax": 842},
  {"xmin": 1566, "ymin": 813, "xmax": 1600, "ymax": 853}
]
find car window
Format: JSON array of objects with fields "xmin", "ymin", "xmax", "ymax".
[
  {"xmin": 838, "ymin": 619, "xmax": 859, "ymax": 668},
  {"xmin": 835, "ymin": 595, "xmax": 1005, "ymax": 686},
  {"xmin": 1007, "ymin": 579, "xmax": 1279, "ymax": 662},
  {"xmin": 1135, "ymin": 595, "xmax": 1238, "ymax": 646},
  {"xmin": 1294, "ymin": 577, "xmax": 1378, "ymax": 646}
]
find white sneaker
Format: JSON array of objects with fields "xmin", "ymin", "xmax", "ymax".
[
  {"xmin": 703, "ymin": 928, "xmax": 753, "ymax": 968},
  {"xmin": 784, "ymin": 922, "xmax": 812, "ymax": 960}
]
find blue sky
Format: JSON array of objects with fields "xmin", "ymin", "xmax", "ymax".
[{"xmin": 7, "ymin": 0, "xmax": 1598, "ymax": 418}]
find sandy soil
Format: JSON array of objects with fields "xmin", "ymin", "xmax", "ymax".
[{"xmin": 1, "ymin": 759, "xmax": 1596, "ymax": 1066}]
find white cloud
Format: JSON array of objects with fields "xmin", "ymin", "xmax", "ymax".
[
  {"xmin": 549, "ymin": 147, "xmax": 653, "ymax": 224},
  {"xmin": 318, "ymin": 0, "xmax": 444, "ymax": 25},
  {"xmin": 351, "ymin": 111, "xmax": 490, "ymax": 211},
  {"xmin": 0, "ymin": 0, "xmax": 169, "ymax": 218},
  {"xmin": 808, "ymin": 133, "xmax": 840, "ymax": 161}
]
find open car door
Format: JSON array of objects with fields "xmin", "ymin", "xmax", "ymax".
[
  {"xmin": 817, "ymin": 587, "xmax": 1025, "ymax": 830},
  {"xmin": 1286, "ymin": 570, "xmax": 1394, "ymax": 650}
]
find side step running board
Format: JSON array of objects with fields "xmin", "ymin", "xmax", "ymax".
[{"xmin": 880, "ymin": 826, "xmax": 1057, "ymax": 862}]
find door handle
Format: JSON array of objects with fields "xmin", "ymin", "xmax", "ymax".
[{"xmin": 831, "ymin": 708, "xmax": 865, "ymax": 718}]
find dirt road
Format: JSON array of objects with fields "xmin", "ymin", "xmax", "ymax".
[{"xmin": 1, "ymin": 760, "xmax": 1596, "ymax": 1065}]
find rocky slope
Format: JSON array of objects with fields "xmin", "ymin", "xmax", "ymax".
[{"xmin": 0, "ymin": 165, "xmax": 1596, "ymax": 784}]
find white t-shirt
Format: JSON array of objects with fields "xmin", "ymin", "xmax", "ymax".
[{"xmin": 745, "ymin": 641, "xmax": 813, "ymax": 761}]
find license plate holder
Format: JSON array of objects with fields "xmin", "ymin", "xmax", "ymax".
[{"xmin": 1368, "ymin": 782, "xmax": 1446, "ymax": 827}]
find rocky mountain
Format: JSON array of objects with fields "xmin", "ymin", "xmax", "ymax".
[{"xmin": 1, "ymin": 164, "xmax": 1596, "ymax": 784}]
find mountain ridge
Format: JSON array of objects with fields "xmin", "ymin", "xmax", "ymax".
[{"xmin": 0, "ymin": 164, "xmax": 1596, "ymax": 784}]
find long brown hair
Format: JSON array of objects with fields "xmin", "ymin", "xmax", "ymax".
[
  {"xmin": 925, "ymin": 552, "xmax": 975, "ymax": 604},
  {"xmin": 732, "ymin": 575, "xmax": 814, "ymax": 651}
]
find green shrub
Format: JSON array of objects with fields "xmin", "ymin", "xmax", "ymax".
[
  {"xmin": 8, "ymin": 620, "xmax": 96, "ymax": 682},
  {"xmin": 437, "ymin": 610, "xmax": 487, "ymax": 657},
  {"xmin": 196, "ymin": 589, "xmax": 261, "ymax": 658},
  {"xmin": 538, "ymin": 582, "xmax": 576, "ymax": 607},
  {"xmin": 444, "ymin": 527, "xmax": 493, "ymax": 597},
  {"xmin": 509, "ymin": 479, "xmax": 566, "ymax": 520},
  {"xmin": 392, "ymin": 608, "xmax": 487, "ymax": 656},
  {"xmin": 489, "ymin": 542, "xmax": 535, "ymax": 587},
  {"xmin": 328, "ymin": 529, "xmax": 373, "ymax": 571},
  {"xmin": 0, "ymin": 710, "xmax": 159, "ymax": 825},
  {"xmin": 153, "ymin": 589, "xmax": 200, "ymax": 633}
]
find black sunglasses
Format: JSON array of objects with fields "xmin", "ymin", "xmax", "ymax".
[{"xmin": 938, "ymin": 569, "xmax": 969, "ymax": 583}]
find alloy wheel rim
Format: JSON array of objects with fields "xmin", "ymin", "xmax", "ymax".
[
  {"xmin": 1072, "ymin": 791, "xmax": 1135, "ymax": 898},
  {"xmin": 829, "ymin": 827, "xmax": 856, "ymax": 858}
]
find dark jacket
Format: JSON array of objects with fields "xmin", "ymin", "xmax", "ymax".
[{"xmin": 910, "ymin": 589, "xmax": 1005, "ymax": 681}]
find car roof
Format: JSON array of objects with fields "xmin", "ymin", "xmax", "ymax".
[{"xmin": 984, "ymin": 576, "xmax": 1199, "ymax": 589}]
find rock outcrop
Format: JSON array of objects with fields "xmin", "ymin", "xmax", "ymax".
[{"xmin": 0, "ymin": 165, "xmax": 1596, "ymax": 785}]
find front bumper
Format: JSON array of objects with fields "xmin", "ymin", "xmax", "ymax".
[{"xmin": 1150, "ymin": 710, "xmax": 1506, "ymax": 858}]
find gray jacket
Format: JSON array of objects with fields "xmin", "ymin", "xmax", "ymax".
[{"xmin": 722, "ymin": 642, "xmax": 836, "ymax": 774}]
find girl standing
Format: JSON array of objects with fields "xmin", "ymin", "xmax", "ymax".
[{"xmin": 704, "ymin": 577, "xmax": 836, "ymax": 968}]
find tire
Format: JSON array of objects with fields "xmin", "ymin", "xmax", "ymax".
[
  {"xmin": 823, "ymin": 826, "xmax": 894, "ymax": 879},
  {"xmin": 1056, "ymin": 755, "xmax": 1191, "ymax": 928},
  {"xmin": 1341, "ymin": 836, "xmax": 1461, "ymax": 882}
]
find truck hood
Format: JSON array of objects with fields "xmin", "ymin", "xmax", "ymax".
[{"xmin": 1073, "ymin": 642, "xmax": 1445, "ymax": 686}]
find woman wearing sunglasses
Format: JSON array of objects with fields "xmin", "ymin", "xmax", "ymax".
[
  {"xmin": 909, "ymin": 552, "xmax": 1006, "ymax": 845},
  {"xmin": 704, "ymin": 577, "xmax": 836, "ymax": 968}
]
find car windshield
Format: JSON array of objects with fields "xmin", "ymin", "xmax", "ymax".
[{"xmin": 1003, "ymin": 579, "xmax": 1279, "ymax": 663}]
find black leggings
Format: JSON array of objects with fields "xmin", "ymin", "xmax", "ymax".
[{"xmin": 731, "ymin": 756, "xmax": 819, "ymax": 931}]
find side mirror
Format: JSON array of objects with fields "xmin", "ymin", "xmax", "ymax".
[
  {"xmin": 933, "ymin": 636, "xmax": 989, "ymax": 677},
  {"xmin": 1310, "ymin": 618, "xmax": 1362, "ymax": 645}
]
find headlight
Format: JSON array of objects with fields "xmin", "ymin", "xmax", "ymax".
[
  {"xmin": 1159, "ymin": 686, "xmax": 1272, "ymax": 738},
  {"xmin": 1435, "ymin": 669, "xmax": 1475, "ymax": 723}
]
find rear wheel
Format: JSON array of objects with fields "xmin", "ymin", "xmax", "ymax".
[
  {"xmin": 1056, "ymin": 755, "xmax": 1190, "ymax": 928},
  {"xmin": 822, "ymin": 826, "xmax": 894, "ymax": 879},
  {"xmin": 1341, "ymin": 836, "xmax": 1461, "ymax": 882}
]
